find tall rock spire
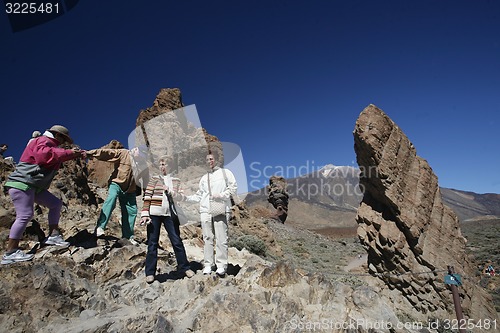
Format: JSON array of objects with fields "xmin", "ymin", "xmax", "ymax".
[{"xmin": 353, "ymin": 104, "xmax": 497, "ymax": 320}]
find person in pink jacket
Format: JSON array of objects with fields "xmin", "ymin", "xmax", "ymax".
[{"xmin": 2, "ymin": 125, "xmax": 85, "ymax": 265}]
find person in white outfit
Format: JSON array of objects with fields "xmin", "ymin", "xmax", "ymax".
[{"xmin": 183, "ymin": 150, "xmax": 237, "ymax": 277}]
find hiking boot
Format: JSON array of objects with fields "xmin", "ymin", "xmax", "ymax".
[
  {"xmin": 145, "ymin": 275, "xmax": 155, "ymax": 284},
  {"xmin": 1, "ymin": 249, "xmax": 34, "ymax": 265},
  {"xmin": 129, "ymin": 237, "xmax": 139, "ymax": 246},
  {"xmin": 45, "ymin": 234, "xmax": 70, "ymax": 247},
  {"xmin": 184, "ymin": 269, "xmax": 195, "ymax": 278},
  {"xmin": 95, "ymin": 227, "xmax": 105, "ymax": 237}
]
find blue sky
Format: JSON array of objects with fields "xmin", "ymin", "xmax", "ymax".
[{"xmin": 1, "ymin": 1, "xmax": 499, "ymax": 194}]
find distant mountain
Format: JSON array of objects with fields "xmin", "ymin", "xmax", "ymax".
[
  {"xmin": 246, "ymin": 164, "xmax": 500, "ymax": 224},
  {"xmin": 440, "ymin": 188, "xmax": 500, "ymax": 221},
  {"xmin": 245, "ymin": 165, "xmax": 362, "ymax": 233},
  {"xmin": 247, "ymin": 164, "xmax": 361, "ymax": 210}
]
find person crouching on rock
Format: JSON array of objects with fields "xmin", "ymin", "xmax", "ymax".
[
  {"xmin": 2, "ymin": 125, "xmax": 86, "ymax": 265},
  {"xmin": 86, "ymin": 145, "xmax": 149, "ymax": 245},
  {"xmin": 140, "ymin": 156, "xmax": 194, "ymax": 283}
]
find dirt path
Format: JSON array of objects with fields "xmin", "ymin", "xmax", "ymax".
[
  {"xmin": 344, "ymin": 253, "xmax": 367, "ymax": 272},
  {"xmin": 309, "ymin": 226, "xmax": 358, "ymax": 239}
]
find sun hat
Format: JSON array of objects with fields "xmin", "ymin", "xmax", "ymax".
[{"xmin": 48, "ymin": 125, "xmax": 73, "ymax": 144}]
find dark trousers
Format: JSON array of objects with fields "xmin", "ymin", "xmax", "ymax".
[{"xmin": 145, "ymin": 215, "xmax": 190, "ymax": 276}]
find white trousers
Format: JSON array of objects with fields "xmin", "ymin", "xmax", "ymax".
[{"xmin": 201, "ymin": 212, "xmax": 228, "ymax": 270}]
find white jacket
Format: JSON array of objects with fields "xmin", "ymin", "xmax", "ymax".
[{"xmin": 187, "ymin": 167, "xmax": 237, "ymax": 214}]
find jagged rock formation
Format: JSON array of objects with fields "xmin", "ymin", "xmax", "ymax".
[
  {"xmin": 135, "ymin": 88, "xmax": 222, "ymax": 169},
  {"xmin": 136, "ymin": 88, "xmax": 184, "ymax": 127},
  {"xmin": 267, "ymin": 175, "xmax": 289, "ymax": 223},
  {"xmin": 353, "ymin": 104, "xmax": 497, "ymax": 320}
]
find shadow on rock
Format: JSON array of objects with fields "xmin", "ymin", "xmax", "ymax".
[
  {"xmin": 227, "ymin": 263, "xmax": 241, "ymax": 276},
  {"xmin": 25, "ymin": 219, "xmax": 47, "ymax": 243},
  {"xmin": 65, "ymin": 229, "xmax": 99, "ymax": 248}
]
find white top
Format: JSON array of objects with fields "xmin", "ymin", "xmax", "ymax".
[{"xmin": 186, "ymin": 167, "xmax": 237, "ymax": 214}]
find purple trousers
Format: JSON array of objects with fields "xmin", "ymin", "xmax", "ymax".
[{"xmin": 8, "ymin": 188, "xmax": 62, "ymax": 239}]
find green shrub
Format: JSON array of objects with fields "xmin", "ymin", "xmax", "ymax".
[{"xmin": 230, "ymin": 235, "xmax": 267, "ymax": 256}]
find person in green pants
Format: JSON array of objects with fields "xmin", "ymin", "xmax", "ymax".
[{"xmin": 87, "ymin": 146, "xmax": 149, "ymax": 244}]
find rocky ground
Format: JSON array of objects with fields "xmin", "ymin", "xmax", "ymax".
[
  {"xmin": 0, "ymin": 178, "xmax": 499, "ymax": 332},
  {"xmin": 0, "ymin": 201, "xmax": 406, "ymax": 333}
]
